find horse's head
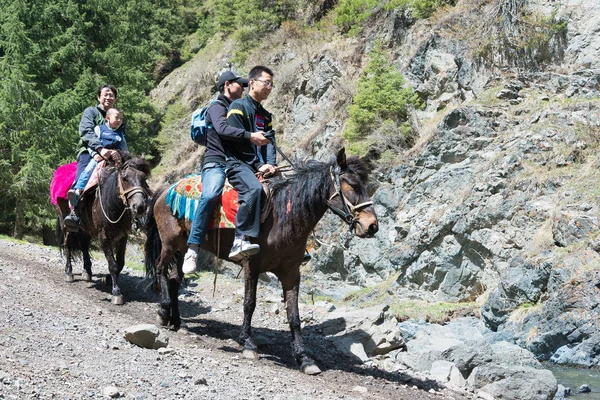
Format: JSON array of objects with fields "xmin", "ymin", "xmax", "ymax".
[
  {"xmin": 117, "ymin": 155, "xmax": 151, "ymax": 219},
  {"xmin": 328, "ymin": 148, "xmax": 378, "ymax": 238}
]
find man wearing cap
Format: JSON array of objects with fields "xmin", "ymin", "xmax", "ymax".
[
  {"xmin": 222, "ymin": 65, "xmax": 277, "ymax": 261},
  {"xmin": 182, "ymin": 70, "xmax": 270, "ymax": 273}
]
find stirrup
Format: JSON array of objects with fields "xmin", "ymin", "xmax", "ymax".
[{"xmin": 64, "ymin": 213, "xmax": 80, "ymax": 232}]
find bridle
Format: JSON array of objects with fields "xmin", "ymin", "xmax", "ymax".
[
  {"xmin": 264, "ymin": 133, "xmax": 373, "ymax": 228},
  {"xmin": 326, "ymin": 166, "xmax": 373, "ymax": 227},
  {"xmin": 98, "ymin": 165, "xmax": 149, "ymax": 224},
  {"xmin": 117, "ymin": 168, "xmax": 149, "ymax": 205}
]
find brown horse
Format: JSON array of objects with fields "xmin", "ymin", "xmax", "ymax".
[
  {"xmin": 54, "ymin": 152, "xmax": 151, "ymax": 305},
  {"xmin": 144, "ymin": 148, "xmax": 378, "ymax": 374}
]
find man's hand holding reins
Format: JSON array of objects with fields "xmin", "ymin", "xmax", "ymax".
[
  {"xmin": 258, "ymin": 163, "xmax": 276, "ymax": 178},
  {"xmin": 249, "ymin": 132, "xmax": 270, "ymax": 146}
]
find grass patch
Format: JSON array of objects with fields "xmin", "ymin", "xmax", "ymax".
[
  {"xmin": 508, "ymin": 301, "xmax": 542, "ymax": 324},
  {"xmin": 390, "ymin": 300, "xmax": 479, "ymax": 323},
  {"xmin": 338, "ymin": 274, "xmax": 479, "ymax": 324}
]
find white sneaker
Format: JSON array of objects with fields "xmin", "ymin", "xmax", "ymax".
[
  {"xmin": 228, "ymin": 236, "xmax": 260, "ymax": 261},
  {"xmin": 182, "ymin": 245, "xmax": 199, "ymax": 274}
]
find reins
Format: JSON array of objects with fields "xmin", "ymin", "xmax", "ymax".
[
  {"xmin": 265, "ymin": 132, "xmax": 372, "ymax": 228},
  {"xmin": 97, "ymin": 165, "xmax": 149, "ymax": 224},
  {"xmin": 327, "ymin": 166, "xmax": 373, "ymax": 227}
]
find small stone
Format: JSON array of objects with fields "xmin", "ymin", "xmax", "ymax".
[
  {"xmin": 477, "ymin": 390, "xmax": 495, "ymax": 400},
  {"xmin": 102, "ymin": 386, "xmax": 120, "ymax": 398},
  {"xmin": 352, "ymin": 386, "xmax": 367, "ymax": 393},
  {"xmin": 157, "ymin": 347, "xmax": 174, "ymax": 355},
  {"xmin": 578, "ymin": 384, "xmax": 591, "ymax": 393},
  {"xmin": 195, "ymin": 377, "xmax": 208, "ymax": 385}
]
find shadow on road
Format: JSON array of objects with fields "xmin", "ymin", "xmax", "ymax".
[{"xmin": 182, "ymin": 315, "xmax": 442, "ymax": 392}]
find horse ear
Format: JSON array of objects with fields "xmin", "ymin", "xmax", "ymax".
[{"xmin": 336, "ymin": 148, "xmax": 347, "ymax": 169}]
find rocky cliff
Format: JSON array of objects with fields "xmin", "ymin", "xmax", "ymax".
[{"xmin": 149, "ymin": 0, "xmax": 600, "ymax": 398}]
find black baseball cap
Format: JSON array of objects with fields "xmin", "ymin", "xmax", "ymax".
[{"xmin": 217, "ymin": 71, "xmax": 249, "ymax": 89}]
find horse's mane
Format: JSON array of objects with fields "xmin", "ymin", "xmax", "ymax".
[
  {"xmin": 120, "ymin": 151, "xmax": 151, "ymax": 176},
  {"xmin": 269, "ymin": 155, "xmax": 368, "ymax": 242}
]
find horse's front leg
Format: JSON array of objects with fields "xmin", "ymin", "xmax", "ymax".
[
  {"xmin": 281, "ymin": 268, "xmax": 321, "ymax": 375},
  {"xmin": 239, "ymin": 259, "xmax": 260, "ymax": 359},
  {"xmin": 100, "ymin": 235, "xmax": 125, "ymax": 305},
  {"xmin": 81, "ymin": 235, "xmax": 93, "ymax": 282}
]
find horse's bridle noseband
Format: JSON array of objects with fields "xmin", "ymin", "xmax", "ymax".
[
  {"xmin": 117, "ymin": 169, "xmax": 149, "ymax": 205},
  {"xmin": 97, "ymin": 166, "xmax": 150, "ymax": 224},
  {"xmin": 327, "ymin": 166, "xmax": 373, "ymax": 227}
]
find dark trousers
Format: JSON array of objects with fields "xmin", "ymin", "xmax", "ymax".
[
  {"xmin": 226, "ymin": 161, "xmax": 263, "ymax": 238},
  {"xmin": 75, "ymin": 152, "xmax": 93, "ymax": 185}
]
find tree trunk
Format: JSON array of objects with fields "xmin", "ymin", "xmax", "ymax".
[{"xmin": 14, "ymin": 198, "xmax": 24, "ymax": 239}]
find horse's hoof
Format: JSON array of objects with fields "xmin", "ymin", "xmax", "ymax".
[
  {"xmin": 156, "ymin": 314, "xmax": 169, "ymax": 327},
  {"xmin": 65, "ymin": 274, "xmax": 74, "ymax": 283},
  {"xmin": 242, "ymin": 349, "xmax": 260, "ymax": 359},
  {"xmin": 81, "ymin": 272, "xmax": 92, "ymax": 282},
  {"xmin": 111, "ymin": 295, "xmax": 125, "ymax": 305},
  {"xmin": 302, "ymin": 364, "xmax": 322, "ymax": 375}
]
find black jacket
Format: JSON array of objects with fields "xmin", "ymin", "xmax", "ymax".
[
  {"xmin": 203, "ymin": 94, "xmax": 251, "ymax": 165},
  {"xmin": 223, "ymin": 94, "xmax": 276, "ymax": 171}
]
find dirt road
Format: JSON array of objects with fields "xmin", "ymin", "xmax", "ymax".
[{"xmin": 0, "ymin": 237, "xmax": 473, "ymax": 399}]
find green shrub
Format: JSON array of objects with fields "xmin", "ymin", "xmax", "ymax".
[
  {"xmin": 208, "ymin": 0, "xmax": 297, "ymax": 63},
  {"xmin": 343, "ymin": 41, "xmax": 421, "ymax": 158},
  {"xmin": 333, "ymin": 0, "xmax": 378, "ymax": 36},
  {"xmin": 386, "ymin": 0, "xmax": 455, "ymax": 19}
]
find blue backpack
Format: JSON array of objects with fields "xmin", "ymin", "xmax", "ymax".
[{"xmin": 190, "ymin": 99, "xmax": 225, "ymax": 145}]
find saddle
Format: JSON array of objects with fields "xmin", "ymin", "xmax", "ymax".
[
  {"xmin": 165, "ymin": 174, "xmax": 273, "ymax": 230},
  {"xmin": 49, "ymin": 161, "xmax": 106, "ymax": 206}
]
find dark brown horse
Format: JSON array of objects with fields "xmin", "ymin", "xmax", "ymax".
[
  {"xmin": 144, "ymin": 148, "xmax": 378, "ymax": 374},
  {"xmin": 54, "ymin": 152, "xmax": 151, "ymax": 305}
]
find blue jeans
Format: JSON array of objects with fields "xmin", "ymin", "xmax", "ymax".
[
  {"xmin": 187, "ymin": 162, "xmax": 226, "ymax": 246},
  {"xmin": 74, "ymin": 158, "xmax": 97, "ymax": 191}
]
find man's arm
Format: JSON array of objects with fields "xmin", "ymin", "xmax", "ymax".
[
  {"xmin": 79, "ymin": 107, "xmax": 102, "ymax": 152},
  {"xmin": 208, "ymin": 103, "xmax": 249, "ymax": 141},
  {"xmin": 225, "ymin": 103, "xmax": 250, "ymax": 135}
]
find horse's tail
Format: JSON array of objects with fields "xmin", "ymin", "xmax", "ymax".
[
  {"xmin": 144, "ymin": 185, "xmax": 166, "ymax": 290},
  {"xmin": 56, "ymin": 216, "xmax": 64, "ymax": 251}
]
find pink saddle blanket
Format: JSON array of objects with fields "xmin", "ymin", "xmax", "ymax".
[{"xmin": 49, "ymin": 161, "xmax": 104, "ymax": 205}]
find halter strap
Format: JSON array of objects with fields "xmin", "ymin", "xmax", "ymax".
[
  {"xmin": 326, "ymin": 166, "xmax": 373, "ymax": 226},
  {"xmin": 97, "ymin": 167, "xmax": 149, "ymax": 225}
]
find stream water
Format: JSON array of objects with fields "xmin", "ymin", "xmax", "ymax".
[{"xmin": 545, "ymin": 364, "xmax": 600, "ymax": 399}]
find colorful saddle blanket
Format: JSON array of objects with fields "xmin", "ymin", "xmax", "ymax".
[{"xmin": 165, "ymin": 175, "xmax": 237, "ymax": 229}]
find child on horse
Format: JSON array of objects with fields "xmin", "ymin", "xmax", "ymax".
[
  {"xmin": 64, "ymin": 85, "xmax": 125, "ymax": 231},
  {"xmin": 67, "ymin": 107, "xmax": 127, "ymax": 210}
]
